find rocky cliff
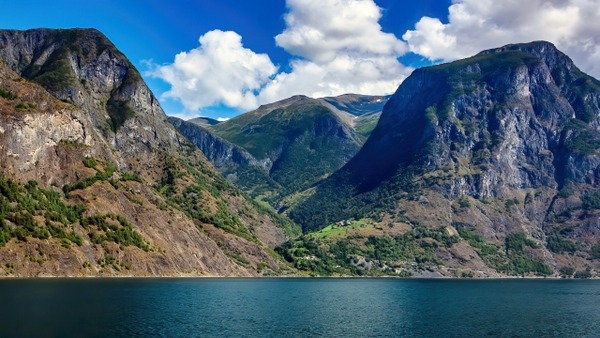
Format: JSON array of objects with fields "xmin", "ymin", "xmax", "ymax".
[
  {"xmin": 173, "ymin": 94, "xmax": 386, "ymax": 208},
  {"xmin": 0, "ymin": 28, "xmax": 293, "ymax": 276},
  {"xmin": 168, "ymin": 116, "xmax": 280, "ymax": 198},
  {"xmin": 286, "ymin": 41, "xmax": 600, "ymax": 278}
]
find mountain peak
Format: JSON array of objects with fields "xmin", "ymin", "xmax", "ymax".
[
  {"xmin": 478, "ymin": 40, "xmax": 559, "ymax": 56},
  {"xmin": 256, "ymin": 94, "xmax": 316, "ymax": 112}
]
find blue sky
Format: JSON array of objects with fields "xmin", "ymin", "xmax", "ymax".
[{"xmin": 1, "ymin": 1, "xmax": 599, "ymax": 120}]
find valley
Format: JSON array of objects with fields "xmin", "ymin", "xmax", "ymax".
[{"xmin": 1, "ymin": 29, "xmax": 599, "ymax": 278}]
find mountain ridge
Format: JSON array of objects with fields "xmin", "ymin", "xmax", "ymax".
[
  {"xmin": 172, "ymin": 93, "xmax": 388, "ymax": 205},
  {"xmin": 0, "ymin": 28, "xmax": 294, "ymax": 276},
  {"xmin": 284, "ymin": 41, "xmax": 600, "ymax": 277}
]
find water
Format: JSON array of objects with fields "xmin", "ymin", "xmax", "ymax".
[{"xmin": 0, "ymin": 278, "xmax": 598, "ymax": 337}]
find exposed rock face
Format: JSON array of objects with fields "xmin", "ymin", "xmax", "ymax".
[
  {"xmin": 0, "ymin": 29, "xmax": 292, "ymax": 277},
  {"xmin": 168, "ymin": 116, "xmax": 280, "ymax": 199},
  {"xmin": 173, "ymin": 94, "xmax": 387, "ymax": 206},
  {"xmin": 353, "ymin": 41, "xmax": 600, "ymax": 199},
  {"xmin": 168, "ymin": 117, "xmax": 256, "ymax": 172},
  {"xmin": 290, "ymin": 41, "xmax": 600, "ymax": 277},
  {"xmin": 0, "ymin": 28, "xmax": 176, "ymax": 181}
]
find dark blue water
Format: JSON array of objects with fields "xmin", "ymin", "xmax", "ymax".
[{"xmin": 0, "ymin": 278, "xmax": 598, "ymax": 337}]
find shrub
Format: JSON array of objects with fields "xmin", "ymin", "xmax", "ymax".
[
  {"xmin": 559, "ymin": 266, "xmax": 575, "ymax": 277},
  {"xmin": 505, "ymin": 232, "xmax": 537, "ymax": 253},
  {"xmin": 574, "ymin": 270, "xmax": 592, "ymax": 279},
  {"xmin": 591, "ymin": 244, "xmax": 600, "ymax": 259},
  {"xmin": 0, "ymin": 88, "xmax": 16, "ymax": 100},
  {"xmin": 547, "ymin": 236, "xmax": 579, "ymax": 253},
  {"xmin": 582, "ymin": 191, "xmax": 600, "ymax": 210}
]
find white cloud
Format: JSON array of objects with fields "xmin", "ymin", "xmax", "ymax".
[
  {"xmin": 275, "ymin": 0, "xmax": 406, "ymax": 62},
  {"xmin": 149, "ymin": 0, "xmax": 411, "ymax": 116},
  {"xmin": 147, "ymin": 30, "xmax": 277, "ymax": 113},
  {"xmin": 403, "ymin": 0, "xmax": 600, "ymax": 78},
  {"xmin": 258, "ymin": 56, "xmax": 406, "ymax": 104},
  {"xmin": 259, "ymin": 0, "xmax": 411, "ymax": 105}
]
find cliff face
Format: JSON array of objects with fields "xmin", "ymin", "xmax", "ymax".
[
  {"xmin": 359, "ymin": 41, "xmax": 600, "ymax": 198},
  {"xmin": 0, "ymin": 28, "xmax": 177, "ymax": 184},
  {"xmin": 174, "ymin": 94, "xmax": 386, "ymax": 206},
  {"xmin": 0, "ymin": 29, "xmax": 293, "ymax": 277},
  {"xmin": 288, "ymin": 41, "xmax": 600, "ymax": 277},
  {"xmin": 168, "ymin": 117, "xmax": 280, "ymax": 198}
]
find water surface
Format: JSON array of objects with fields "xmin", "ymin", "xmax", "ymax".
[{"xmin": 0, "ymin": 278, "xmax": 598, "ymax": 337}]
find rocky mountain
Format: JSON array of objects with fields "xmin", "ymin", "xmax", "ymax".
[
  {"xmin": 188, "ymin": 116, "xmax": 221, "ymax": 127},
  {"xmin": 168, "ymin": 116, "xmax": 280, "ymax": 198},
  {"xmin": 0, "ymin": 28, "xmax": 296, "ymax": 277},
  {"xmin": 172, "ymin": 94, "xmax": 387, "ymax": 207},
  {"xmin": 321, "ymin": 93, "xmax": 389, "ymax": 117},
  {"xmin": 285, "ymin": 41, "xmax": 600, "ymax": 278}
]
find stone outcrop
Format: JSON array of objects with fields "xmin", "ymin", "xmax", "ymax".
[{"xmin": 0, "ymin": 29, "xmax": 292, "ymax": 277}]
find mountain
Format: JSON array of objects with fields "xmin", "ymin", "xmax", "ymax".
[
  {"xmin": 168, "ymin": 116, "xmax": 281, "ymax": 198},
  {"xmin": 188, "ymin": 116, "xmax": 221, "ymax": 127},
  {"xmin": 321, "ymin": 93, "xmax": 389, "ymax": 116},
  {"xmin": 0, "ymin": 28, "xmax": 296, "ymax": 276},
  {"xmin": 285, "ymin": 41, "xmax": 600, "ymax": 277},
  {"xmin": 172, "ymin": 94, "xmax": 387, "ymax": 207}
]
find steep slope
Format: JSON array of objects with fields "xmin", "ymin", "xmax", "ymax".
[
  {"xmin": 0, "ymin": 28, "xmax": 294, "ymax": 276},
  {"xmin": 188, "ymin": 116, "xmax": 221, "ymax": 127},
  {"xmin": 211, "ymin": 95, "xmax": 361, "ymax": 194},
  {"xmin": 168, "ymin": 116, "xmax": 281, "ymax": 198},
  {"xmin": 321, "ymin": 93, "xmax": 389, "ymax": 117},
  {"xmin": 200, "ymin": 95, "xmax": 385, "ymax": 199},
  {"xmin": 287, "ymin": 41, "xmax": 600, "ymax": 277}
]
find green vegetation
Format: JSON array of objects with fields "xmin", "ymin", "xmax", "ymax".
[
  {"xmin": 0, "ymin": 88, "xmax": 16, "ymax": 100},
  {"xmin": 354, "ymin": 112, "xmax": 381, "ymax": 142},
  {"xmin": 574, "ymin": 270, "xmax": 592, "ymax": 279},
  {"xmin": 106, "ymin": 99, "xmax": 136, "ymax": 132},
  {"xmin": 308, "ymin": 219, "xmax": 373, "ymax": 239},
  {"xmin": 0, "ymin": 171, "xmax": 149, "ymax": 252},
  {"xmin": 210, "ymin": 102, "xmax": 365, "ymax": 199},
  {"xmin": 458, "ymin": 196, "xmax": 471, "ymax": 208},
  {"xmin": 582, "ymin": 191, "xmax": 600, "ymax": 210},
  {"xmin": 504, "ymin": 198, "xmax": 520, "ymax": 209},
  {"xmin": 29, "ymin": 47, "xmax": 77, "ymax": 92},
  {"xmin": 63, "ymin": 158, "xmax": 117, "ymax": 193},
  {"xmin": 505, "ymin": 232, "xmax": 538, "ymax": 253},
  {"xmin": 456, "ymin": 228, "xmax": 552, "ymax": 276},
  {"xmin": 591, "ymin": 244, "xmax": 600, "ymax": 259},
  {"xmin": 547, "ymin": 235, "xmax": 579, "ymax": 254},
  {"xmin": 250, "ymin": 197, "xmax": 301, "ymax": 239},
  {"xmin": 0, "ymin": 177, "xmax": 84, "ymax": 247},
  {"xmin": 290, "ymin": 167, "xmax": 420, "ymax": 233},
  {"xmin": 154, "ymin": 154, "xmax": 260, "ymax": 241},
  {"xmin": 559, "ymin": 266, "xmax": 575, "ymax": 277},
  {"xmin": 82, "ymin": 213, "xmax": 149, "ymax": 251},
  {"xmin": 213, "ymin": 104, "xmax": 332, "ymax": 159},
  {"xmin": 277, "ymin": 225, "xmax": 458, "ymax": 276},
  {"xmin": 564, "ymin": 119, "xmax": 600, "ymax": 155},
  {"xmin": 15, "ymin": 102, "xmax": 37, "ymax": 112},
  {"xmin": 120, "ymin": 172, "xmax": 142, "ymax": 183}
]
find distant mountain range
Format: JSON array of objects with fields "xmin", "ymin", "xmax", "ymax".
[
  {"xmin": 1, "ymin": 28, "xmax": 599, "ymax": 278},
  {"xmin": 171, "ymin": 94, "xmax": 389, "ymax": 207}
]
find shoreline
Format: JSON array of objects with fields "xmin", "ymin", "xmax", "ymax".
[{"xmin": 0, "ymin": 275, "xmax": 597, "ymax": 280}]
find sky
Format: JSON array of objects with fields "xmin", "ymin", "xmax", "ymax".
[{"xmin": 1, "ymin": 0, "xmax": 600, "ymax": 120}]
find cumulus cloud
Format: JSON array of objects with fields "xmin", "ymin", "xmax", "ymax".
[
  {"xmin": 149, "ymin": 0, "xmax": 411, "ymax": 116},
  {"xmin": 260, "ymin": 0, "xmax": 410, "ymax": 103},
  {"xmin": 403, "ymin": 0, "xmax": 600, "ymax": 78},
  {"xmin": 275, "ymin": 0, "xmax": 406, "ymax": 62},
  {"xmin": 147, "ymin": 30, "xmax": 277, "ymax": 113}
]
